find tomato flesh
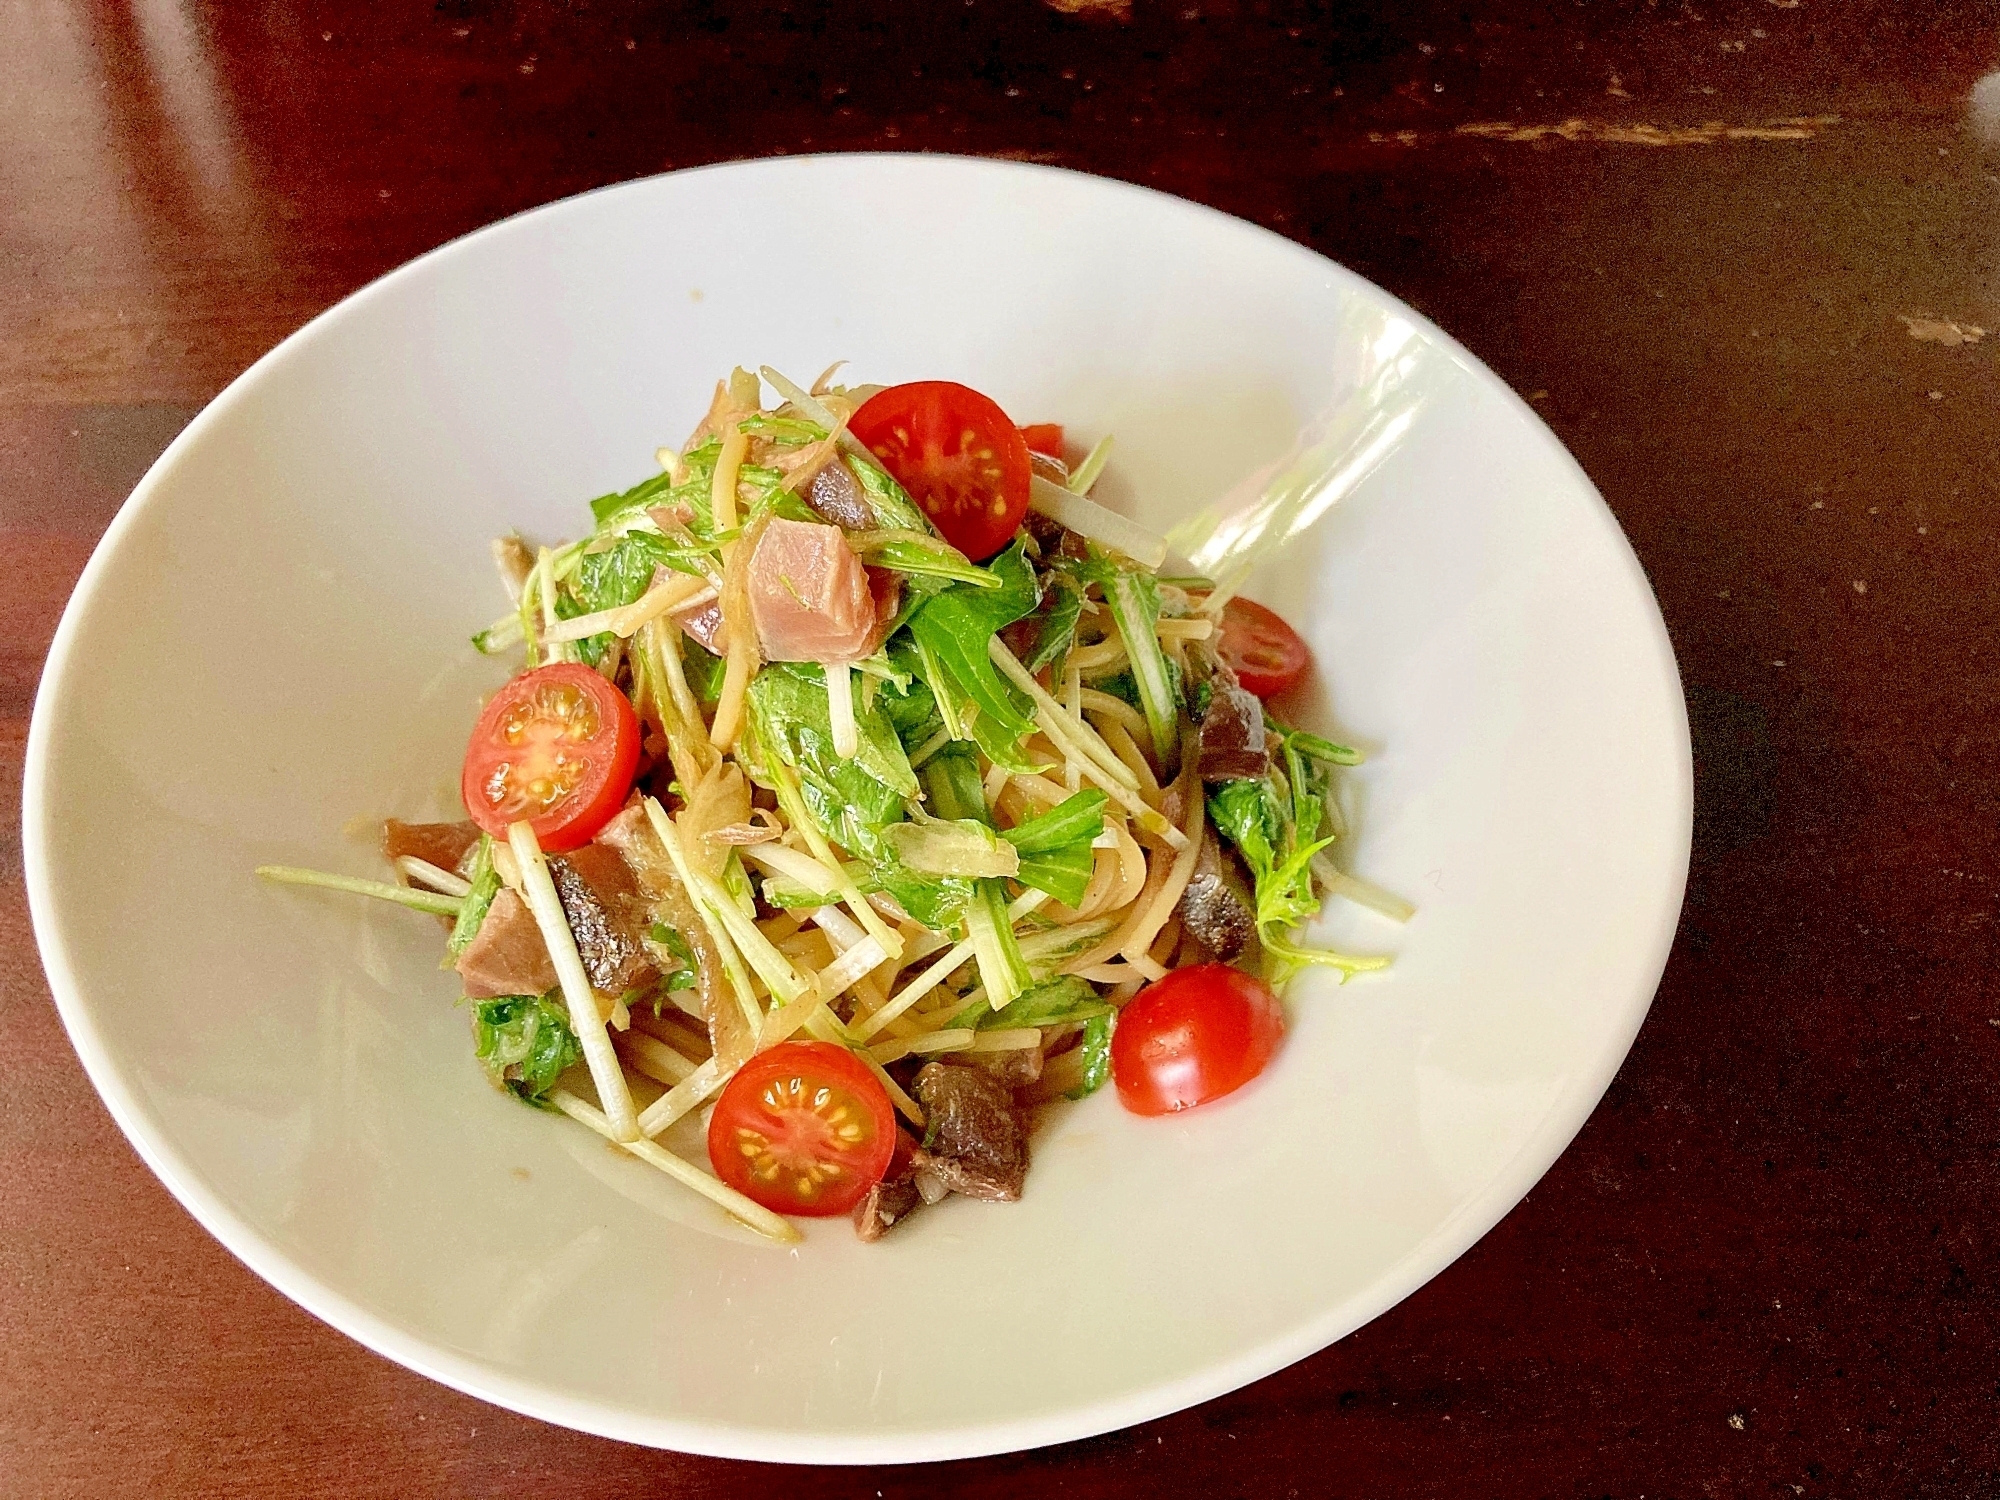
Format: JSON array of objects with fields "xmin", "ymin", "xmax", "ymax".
[
  {"xmin": 1111, "ymin": 964, "xmax": 1286, "ymax": 1116},
  {"xmin": 849, "ymin": 381, "xmax": 1032, "ymax": 562},
  {"xmin": 1019, "ymin": 422, "xmax": 1065, "ymax": 458},
  {"xmin": 707, "ymin": 1041, "xmax": 896, "ymax": 1217},
  {"xmin": 460, "ymin": 662, "xmax": 640, "ymax": 853},
  {"xmin": 1216, "ymin": 596, "xmax": 1312, "ymax": 699}
]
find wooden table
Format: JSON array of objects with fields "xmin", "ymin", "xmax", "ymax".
[{"xmin": 6, "ymin": 3, "xmax": 1997, "ymax": 1494}]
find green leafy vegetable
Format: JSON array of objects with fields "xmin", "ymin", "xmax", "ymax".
[
  {"xmin": 999, "ymin": 789, "xmax": 1107, "ymax": 907},
  {"xmin": 1000, "ymin": 790, "xmax": 1108, "ymax": 854},
  {"xmin": 1012, "ymin": 843, "xmax": 1095, "ymax": 907},
  {"xmin": 587, "ymin": 470, "xmax": 677, "ymax": 528},
  {"xmin": 846, "ymin": 451, "xmax": 936, "ymax": 535},
  {"xmin": 738, "ymin": 414, "xmax": 827, "ymax": 444},
  {"xmin": 749, "ymin": 663, "xmax": 967, "ymax": 929},
  {"xmin": 949, "ymin": 975, "xmax": 1111, "ymax": 1033},
  {"xmin": 964, "ymin": 881, "xmax": 1032, "ymax": 1009},
  {"xmin": 876, "ymin": 644, "xmax": 943, "ymax": 748},
  {"xmin": 646, "ymin": 921, "xmax": 699, "ymax": 996},
  {"xmin": 854, "ymin": 649, "xmax": 915, "ymax": 695},
  {"xmin": 879, "ymin": 867, "xmax": 975, "ymax": 932},
  {"xmin": 444, "ymin": 836, "xmax": 499, "ymax": 963},
  {"xmin": 1092, "ymin": 670, "xmax": 1142, "ymax": 710},
  {"xmin": 761, "ymin": 867, "xmax": 883, "ymax": 908},
  {"xmin": 924, "ymin": 747, "xmax": 1031, "ymax": 1007},
  {"xmin": 1021, "ymin": 570, "xmax": 1085, "ymax": 678},
  {"xmin": 1207, "ymin": 777, "xmax": 1326, "ymax": 936},
  {"xmin": 881, "ymin": 817, "xmax": 1019, "ymax": 878},
  {"xmin": 849, "ymin": 530, "xmax": 1002, "ymax": 588},
  {"xmin": 921, "ymin": 743, "xmax": 988, "ymax": 825},
  {"xmin": 471, "ymin": 993, "xmax": 583, "ymax": 1105},
  {"xmin": 564, "ymin": 533, "xmax": 696, "ymax": 665},
  {"xmin": 545, "ymin": 592, "xmax": 609, "ymax": 668},
  {"xmin": 682, "ymin": 640, "xmax": 728, "ymax": 704},
  {"xmin": 1014, "ymin": 915, "xmax": 1119, "ymax": 977},
  {"xmin": 575, "ymin": 532, "xmax": 709, "ymax": 613},
  {"xmin": 592, "ymin": 438, "xmax": 747, "ymax": 543},
  {"xmin": 749, "ymin": 479, "xmax": 821, "ymax": 527},
  {"xmin": 750, "ymin": 661, "xmax": 918, "ymax": 809},
  {"xmin": 574, "ymin": 537, "xmax": 660, "ymax": 612},
  {"xmin": 1065, "ymin": 1013, "xmax": 1115, "ymax": 1099},
  {"xmin": 1080, "ymin": 550, "xmax": 1181, "ymax": 763},
  {"xmin": 906, "ymin": 539, "xmax": 1043, "ymax": 772},
  {"xmin": 1282, "ymin": 724, "xmax": 1365, "ymax": 767},
  {"xmin": 907, "ymin": 632, "xmax": 967, "ymax": 742},
  {"xmin": 574, "ymin": 455, "xmax": 732, "ymax": 664},
  {"xmin": 1208, "ymin": 724, "xmax": 1385, "ymax": 978}
]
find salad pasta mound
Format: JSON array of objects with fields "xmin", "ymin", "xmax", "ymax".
[{"xmin": 260, "ymin": 366, "xmax": 1408, "ymax": 1245}]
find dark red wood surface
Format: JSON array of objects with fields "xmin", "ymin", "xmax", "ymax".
[{"xmin": 5, "ymin": 2, "xmax": 1999, "ymax": 1494}]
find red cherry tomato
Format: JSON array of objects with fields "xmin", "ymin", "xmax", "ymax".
[
  {"xmin": 1111, "ymin": 964, "xmax": 1286, "ymax": 1116},
  {"xmin": 849, "ymin": 381, "xmax": 1032, "ymax": 562},
  {"xmin": 460, "ymin": 662, "xmax": 640, "ymax": 853},
  {"xmin": 707, "ymin": 1041, "xmax": 896, "ymax": 1217},
  {"xmin": 1216, "ymin": 596, "xmax": 1312, "ymax": 699},
  {"xmin": 1018, "ymin": 423, "xmax": 1065, "ymax": 458}
]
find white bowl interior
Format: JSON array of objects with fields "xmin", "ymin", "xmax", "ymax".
[{"xmin": 26, "ymin": 156, "xmax": 1689, "ymax": 1462}]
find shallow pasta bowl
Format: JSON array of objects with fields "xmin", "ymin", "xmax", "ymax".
[{"xmin": 24, "ymin": 154, "xmax": 1690, "ymax": 1462}]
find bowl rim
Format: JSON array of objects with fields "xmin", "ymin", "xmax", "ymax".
[{"xmin": 22, "ymin": 152, "xmax": 1692, "ymax": 1463}]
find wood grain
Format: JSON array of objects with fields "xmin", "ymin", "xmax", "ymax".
[{"xmin": 5, "ymin": 2, "xmax": 1999, "ymax": 1494}]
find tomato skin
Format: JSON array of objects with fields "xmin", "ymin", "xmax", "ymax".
[
  {"xmin": 1019, "ymin": 423, "xmax": 1065, "ymax": 458},
  {"xmin": 1111, "ymin": 964, "xmax": 1286, "ymax": 1116},
  {"xmin": 849, "ymin": 381, "xmax": 1033, "ymax": 562},
  {"xmin": 707, "ymin": 1041, "xmax": 896, "ymax": 1217},
  {"xmin": 1216, "ymin": 596, "xmax": 1312, "ymax": 699},
  {"xmin": 460, "ymin": 662, "xmax": 640, "ymax": 853}
]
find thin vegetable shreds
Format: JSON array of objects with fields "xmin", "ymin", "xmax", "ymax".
[{"xmin": 259, "ymin": 366, "xmax": 1405, "ymax": 1247}]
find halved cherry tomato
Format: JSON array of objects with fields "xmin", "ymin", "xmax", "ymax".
[
  {"xmin": 1111, "ymin": 964, "xmax": 1286, "ymax": 1116},
  {"xmin": 707, "ymin": 1041, "xmax": 896, "ymax": 1216},
  {"xmin": 849, "ymin": 381, "xmax": 1032, "ymax": 562},
  {"xmin": 460, "ymin": 662, "xmax": 640, "ymax": 853},
  {"xmin": 1216, "ymin": 596, "xmax": 1312, "ymax": 699},
  {"xmin": 1019, "ymin": 422, "xmax": 1065, "ymax": 458}
]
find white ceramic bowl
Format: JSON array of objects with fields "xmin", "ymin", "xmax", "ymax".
[{"xmin": 25, "ymin": 156, "xmax": 1689, "ymax": 1462}]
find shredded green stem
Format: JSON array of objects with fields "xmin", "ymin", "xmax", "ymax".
[
  {"xmin": 517, "ymin": 556, "xmax": 541, "ymax": 669},
  {"xmin": 760, "ymin": 752, "xmax": 904, "ymax": 960},
  {"xmin": 1104, "ymin": 568, "xmax": 1179, "ymax": 770},
  {"xmin": 1261, "ymin": 923, "xmax": 1392, "ymax": 978},
  {"xmin": 508, "ymin": 820, "xmax": 640, "ymax": 1142},
  {"xmin": 1067, "ymin": 433, "xmax": 1115, "ymax": 494},
  {"xmin": 550, "ymin": 1087, "xmax": 798, "ymax": 1243},
  {"xmin": 641, "ymin": 798, "xmax": 770, "ymax": 1033},
  {"xmin": 256, "ymin": 865, "xmax": 464, "ymax": 917}
]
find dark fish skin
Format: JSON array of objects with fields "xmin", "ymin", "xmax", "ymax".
[
  {"xmin": 1195, "ymin": 673, "xmax": 1270, "ymax": 783},
  {"xmin": 1022, "ymin": 508, "xmax": 1068, "ymax": 557},
  {"xmin": 673, "ymin": 595, "xmax": 728, "ymax": 655},
  {"xmin": 1178, "ymin": 832, "xmax": 1259, "ymax": 962},
  {"xmin": 852, "ymin": 1054, "xmax": 1046, "ymax": 1240},
  {"xmin": 549, "ymin": 843, "xmax": 657, "ymax": 996},
  {"xmin": 804, "ymin": 456, "xmax": 875, "ymax": 530},
  {"xmin": 596, "ymin": 806, "xmax": 753, "ymax": 1072},
  {"xmin": 911, "ymin": 1062, "xmax": 1030, "ymax": 1202},
  {"xmin": 453, "ymin": 841, "xmax": 658, "ymax": 1000},
  {"xmin": 851, "ymin": 1129, "xmax": 926, "ymax": 1242}
]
